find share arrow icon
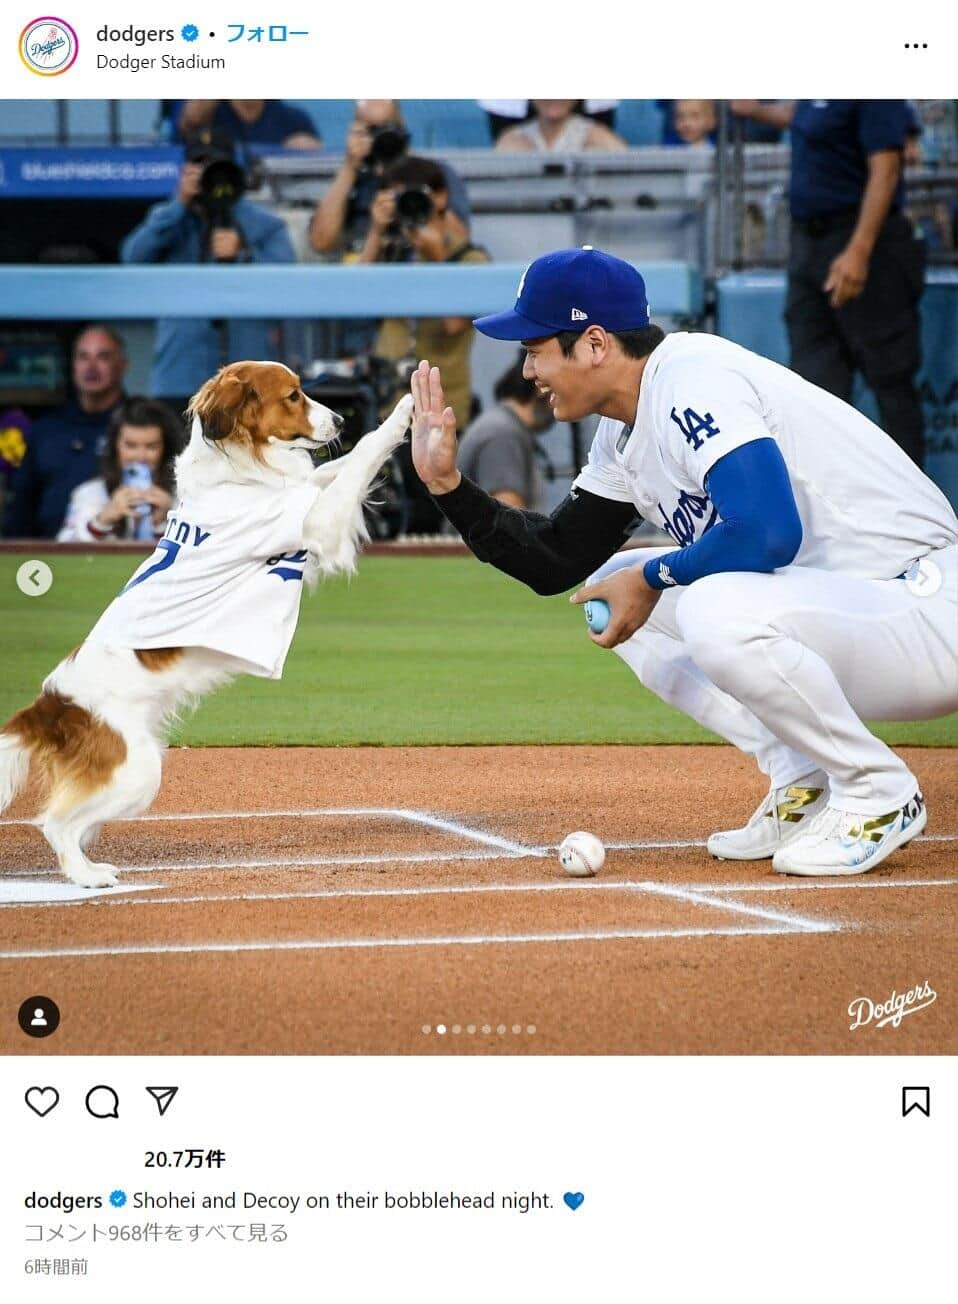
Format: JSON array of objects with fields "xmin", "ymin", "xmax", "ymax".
[{"xmin": 146, "ymin": 1086, "xmax": 179, "ymax": 1117}]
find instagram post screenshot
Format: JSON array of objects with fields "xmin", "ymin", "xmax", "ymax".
[{"xmin": 1, "ymin": 2, "xmax": 956, "ymax": 1298}]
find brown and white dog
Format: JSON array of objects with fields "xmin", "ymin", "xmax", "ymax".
[{"xmin": 0, "ymin": 360, "xmax": 413, "ymax": 888}]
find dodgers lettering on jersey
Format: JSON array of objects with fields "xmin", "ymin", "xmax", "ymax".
[
  {"xmin": 573, "ymin": 332, "xmax": 958, "ymax": 581},
  {"xmin": 87, "ymin": 481, "xmax": 320, "ymax": 679},
  {"xmin": 656, "ymin": 489, "xmax": 718, "ymax": 548}
]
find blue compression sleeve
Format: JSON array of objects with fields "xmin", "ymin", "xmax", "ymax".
[{"xmin": 643, "ymin": 438, "xmax": 803, "ymax": 590}]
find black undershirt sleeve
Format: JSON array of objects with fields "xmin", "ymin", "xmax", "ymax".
[{"xmin": 431, "ymin": 475, "xmax": 639, "ymax": 595}]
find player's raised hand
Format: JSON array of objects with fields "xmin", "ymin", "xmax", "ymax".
[
  {"xmin": 571, "ymin": 566, "xmax": 662, "ymax": 649},
  {"xmin": 410, "ymin": 360, "xmax": 461, "ymax": 495}
]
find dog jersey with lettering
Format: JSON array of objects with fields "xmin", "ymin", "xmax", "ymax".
[
  {"xmin": 86, "ymin": 481, "xmax": 320, "ymax": 678},
  {"xmin": 573, "ymin": 332, "xmax": 958, "ymax": 579}
]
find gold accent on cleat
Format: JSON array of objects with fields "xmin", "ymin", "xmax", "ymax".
[
  {"xmin": 767, "ymin": 785, "xmax": 825, "ymax": 824},
  {"xmin": 851, "ymin": 810, "xmax": 900, "ymax": 842}
]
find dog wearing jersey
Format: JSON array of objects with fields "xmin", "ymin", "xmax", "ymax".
[{"xmin": 0, "ymin": 360, "xmax": 413, "ymax": 887}]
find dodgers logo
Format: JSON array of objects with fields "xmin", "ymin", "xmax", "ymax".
[
  {"xmin": 657, "ymin": 491, "xmax": 718, "ymax": 548},
  {"xmin": 19, "ymin": 16, "xmax": 78, "ymax": 76},
  {"xmin": 267, "ymin": 550, "xmax": 308, "ymax": 582}
]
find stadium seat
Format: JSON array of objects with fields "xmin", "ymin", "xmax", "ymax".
[
  {"xmin": 615, "ymin": 100, "xmax": 665, "ymax": 146},
  {"xmin": 67, "ymin": 100, "xmax": 112, "ymax": 142},
  {"xmin": 288, "ymin": 101, "xmax": 352, "ymax": 151},
  {"xmin": 1, "ymin": 100, "xmax": 61, "ymax": 143},
  {"xmin": 287, "ymin": 100, "xmax": 493, "ymax": 151},
  {"xmin": 119, "ymin": 99, "xmax": 162, "ymax": 142},
  {"xmin": 399, "ymin": 100, "xmax": 492, "ymax": 149}
]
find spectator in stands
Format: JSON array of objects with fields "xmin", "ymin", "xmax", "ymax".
[
  {"xmin": 496, "ymin": 100, "xmax": 626, "ymax": 152},
  {"xmin": 662, "ymin": 100, "xmax": 782, "ymax": 146},
  {"xmin": 358, "ymin": 155, "xmax": 489, "ymax": 429},
  {"xmin": 479, "ymin": 100, "xmax": 620, "ymax": 140},
  {"xmin": 121, "ymin": 132, "xmax": 296, "ymax": 410},
  {"xmin": 3, "ymin": 325, "xmax": 127, "ymax": 539},
  {"xmin": 58, "ymin": 398, "xmax": 184, "ymax": 543},
  {"xmin": 732, "ymin": 100, "xmax": 926, "ymax": 466},
  {"xmin": 670, "ymin": 100, "xmax": 717, "ymax": 146},
  {"xmin": 457, "ymin": 354, "xmax": 554, "ymax": 509},
  {"xmin": 177, "ymin": 100, "xmax": 321, "ymax": 149}
]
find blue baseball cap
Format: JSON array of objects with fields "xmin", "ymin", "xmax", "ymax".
[{"xmin": 474, "ymin": 247, "xmax": 650, "ymax": 341}]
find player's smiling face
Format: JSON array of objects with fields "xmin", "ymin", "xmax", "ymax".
[{"xmin": 521, "ymin": 335, "xmax": 598, "ymax": 422}]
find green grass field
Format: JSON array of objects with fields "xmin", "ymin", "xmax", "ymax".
[{"xmin": 3, "ymin": 552, "xmax": 956, "ymax": 747}]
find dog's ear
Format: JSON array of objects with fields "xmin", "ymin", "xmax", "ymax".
[{"xmin": 188, "ymin": 368, "xmax": 258, "ymax": 443}]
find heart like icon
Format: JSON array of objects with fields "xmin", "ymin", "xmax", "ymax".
[
  {"xmin": 563, "ymin": 1191, "xmax": 585, "ymax": 1211},
  {"xmin": 25, "ymin": 1086, "xmax": 59, "ymax": 1117}
]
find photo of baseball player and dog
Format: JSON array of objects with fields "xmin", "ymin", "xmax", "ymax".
[{"xmin": 2, "ymin": 98, "xmax": 956, "ymax": 1055}]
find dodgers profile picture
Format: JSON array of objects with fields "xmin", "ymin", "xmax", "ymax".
[{"xmin": 19, "ymin": 16, "xmax": 78, "ymax": 76}]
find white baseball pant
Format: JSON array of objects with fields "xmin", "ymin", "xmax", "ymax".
[{"xmin": 589, "ymin": 542, "xmax": 958, "ymax": 813}]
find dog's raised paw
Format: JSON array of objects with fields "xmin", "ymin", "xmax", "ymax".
[{"xmin": 392, "ymin": 393, "xmax": 415, "ymax": 426}]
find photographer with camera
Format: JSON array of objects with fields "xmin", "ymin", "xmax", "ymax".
[
  {"xmin": 359, "ymin": 156, "xmax": 489, "ymax": 430},
  {"xmin": 121, "ymin": 130, "xmax": 296, "ymax": 409},
  {"xmin": 349, "ymin": 155, "xmax": 488, "ymax": 535},
  {"xmin": 309, "ymin": 101, "xmax": 471, "ymax": 260}
]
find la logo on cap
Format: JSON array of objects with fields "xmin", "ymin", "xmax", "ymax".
[{"xmin": 571, "ymin": 308, "xmax": 588, "ymax": 321}]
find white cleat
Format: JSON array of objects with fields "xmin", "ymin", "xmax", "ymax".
[
  {"xmin": 707, "ymin": 771, "xmax": 829, "ymax": 861},
  {"xmin": 772, "ymin": 790, "xmax": 926, "ymax": 877}
]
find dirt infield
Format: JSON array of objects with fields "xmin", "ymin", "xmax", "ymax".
[{"xmin": 2, "ymin": 745, "xmax": 955, "ymax": 1056}]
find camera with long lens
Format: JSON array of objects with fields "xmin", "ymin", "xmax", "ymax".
[
  {"xmin": 393, "ymin": 185, "xmax": 434, "ymax": 229},
  {"xmin": 365, "ymin": 122, "xmax": 411, "ymax": 168},
  {"xmin": 185, "ymin": 131, "xmax": 247, "ymax": 258},
  {"xmin": 374, "ymin": 182, "xmax": 436, "ymax": 263},
  {"xmin": 198, "ymin": 156, "xmax": 246, "ymax": 230}
]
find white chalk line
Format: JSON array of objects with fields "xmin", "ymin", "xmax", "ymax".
[
  {"xmin": 0, "ymin": 807, "xmax": 538, "ymax": 856},
  {"xmin": 0, "ymin": 849, "xmax": 522, "ymax": 878},
  {"xmin": 2, "ymin": 875, "xmax": 955, "ymax": 911},
  {"xmin": 1, "ymin": 803, "xmax": 951, "ymax": 935},
  {"xmin": 3, "ymin": 805, "xmax": 954, "ymax": 856},
  {"xmin": 0, "ymin": 923, "xmax": 822, "ymax": 962},
  {"xmin": 639, "ymin": 880, "xmax": 833, "ymax": 933}
]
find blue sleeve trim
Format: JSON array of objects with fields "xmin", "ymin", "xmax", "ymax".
[{"xmin": 643, "ymin": 438, "xmax": 803, "ymax": 590}]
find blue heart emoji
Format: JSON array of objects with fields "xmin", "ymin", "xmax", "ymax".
[{"xmin": 563, "ymin": 1192, "xmax": 585, "ymax": 1211}]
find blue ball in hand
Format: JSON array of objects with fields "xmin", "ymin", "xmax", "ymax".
[{"xmin": 583, "ymin": 599, "xmax": 610, "ymax": 634}]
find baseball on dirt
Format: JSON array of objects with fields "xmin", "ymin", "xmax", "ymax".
[{"xmin": 558, "ymin": 831, "xmax": 606, "ymax": 877}]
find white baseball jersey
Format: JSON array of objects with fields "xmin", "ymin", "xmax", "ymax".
[
  {"xmin": 574, "ymin": 332, "xmax": 958, "ymax": 579},
  {"xmin": 87, "ymin": 480, "xmax": 319, "ymax": 678}
]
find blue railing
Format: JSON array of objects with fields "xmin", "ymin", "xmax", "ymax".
[{"xmin": 0, "ymin": 261, "xmax": 704, "ymax": 319}]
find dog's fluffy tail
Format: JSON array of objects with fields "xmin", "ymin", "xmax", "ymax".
[{"xmin": 0, "ymin": 728, "xmax": 31, "ymax": 813}]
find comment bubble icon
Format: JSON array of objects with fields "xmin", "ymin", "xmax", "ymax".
[{"xmin": 86, "ymin": 1085, "xmax": 120, "ymax": 1119}]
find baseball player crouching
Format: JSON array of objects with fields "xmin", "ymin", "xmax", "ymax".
[{"xmin": 409, "ymin": 248, "xmax": 958, "ymax": 876}]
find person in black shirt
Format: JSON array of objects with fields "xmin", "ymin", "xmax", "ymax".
[
  {"xmin": 732, "ymin": 99, "xmax": 926, "ymax": 466},
  {"xmin": 177, "ymin": 99, "xmax": 321, "ymax": 149}
]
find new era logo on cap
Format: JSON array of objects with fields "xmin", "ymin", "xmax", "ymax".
[{"xmin": 474, "ymin": 247, "xmax": 651, "ymax": 341}]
